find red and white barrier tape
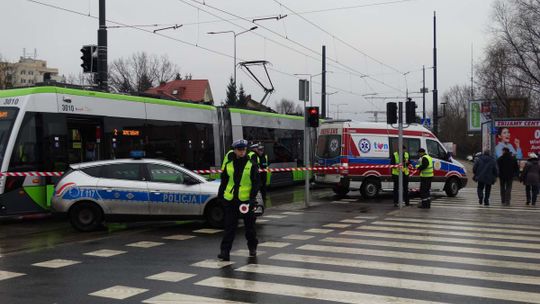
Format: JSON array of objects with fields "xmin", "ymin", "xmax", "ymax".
[
  {"xmin": 0, "ymin": 171, "xmax": 64, "ymax": 177},
  {"xmin": 0, "ymin": 164, "xmax": 411, "ymax": 177},
  {"xmin": 193, "ymin": 164, "xmax": 402, "ymax": 175}
]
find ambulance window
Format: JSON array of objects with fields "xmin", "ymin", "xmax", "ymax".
[
  {"xmin": 427, "ymin": 139, "xmax": 446, "ymax": 159},
  {"xmin": 407, "ymin": 139, "xmax": 420, "ymax": 159},
  {"xmin": 316, "ymin": 135, "xmax": 341, "ymax": 158}
]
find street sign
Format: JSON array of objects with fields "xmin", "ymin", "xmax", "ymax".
[
  {"xmin": 421, "ymin": 118, "xmax": 431, "ymax": 127},
  {"xmin": 298, "ymin": 79, "xmax": 309, "ymax": 102}
]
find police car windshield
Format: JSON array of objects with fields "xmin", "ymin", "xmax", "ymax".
[{"xmin": 316, "ymin": 135, "xmax": 341, "ymax": 159}]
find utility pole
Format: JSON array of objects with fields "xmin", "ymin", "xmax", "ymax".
[
  {"xmin": 321, "ymin": 45, "xmax": 327, "ymax": 118},
  {"xmin": 432, "ymin": 11, "xmax": 439, "ymax": 135},
  {"xmin": 398, "ymin": 102, "xmax": 404, "ymax": 209},
  {"xmin": 97, "ymin": 0, "xmax": 108, "ymax": 91},
  {"xmin": 422, "ymin": 65, "xmax": 426, "ymax": 120}
]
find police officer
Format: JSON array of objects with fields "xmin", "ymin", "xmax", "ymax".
[
  {"xmin": 416, "ymin": 148, "xmax": 434, "ymax": 209},
  {"xmin": 253, "ymin": 143, "xmax": 269, "ymax": 202},
  {"xmin": 217, "ymin": 139, "xmax": 260, "ymax": 261},
  {"xmin": 221, "ymin": 149, "xmax": 234, "ymax": 170},
  {"xmin": 391, "ymin": 145, "xmax": 410, "ymax": 207}
]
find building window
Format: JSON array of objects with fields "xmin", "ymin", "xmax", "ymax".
[
  {"xmin": 20, "ymin": 70, "xmax": 26, "ymax": 75},
  {"xmin": 21, "ymin": 79, "xmax": 26, "ymax": 83},
  {"xmin": 29, "ymin": 71, "xmax": 33, "ymax": 75}
]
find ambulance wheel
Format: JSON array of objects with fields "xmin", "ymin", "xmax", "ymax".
[
  {"xmin": 361, "ymin": 178, "xmax": 380, "ymax": 199},
  {"xmin": 445, "ymin": 178, "xmax": 460, "ymax": 197},
  {"xmin": 69, "ymin": 201, "xmax": 104, "ymax": 232},
  {"xmin": 205, "ymin": 200, "xmax": 225, "ymax": 228},
  {"xmin": 333, "ymin": 186, "xmax": 350, "ymax": 197}
]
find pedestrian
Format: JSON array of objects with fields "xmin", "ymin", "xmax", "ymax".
[
  {"xmin": 254, "ymin": 143, "xmax": 269, "ymax": 203},
  {"xmin": 497, "ymin": 147, "xmax": 519, "ymax": 206},
  {"xmin": 415, "ymin": 148, "xmax": 433, "ymax": 209},
  {"xmin": 391, "ymin": 145, "xmax": 410, "ymax": 207},
  {"xmin": 521, "ymin": 152, "xmax": 540, "ymax": 206},
  {"xmin": 217, "ymin": 139, "xmax": 260, "ymax": 261},
  {"xmin": 472, "ymin": 150, "xmax": 498, "ymax": 206}
]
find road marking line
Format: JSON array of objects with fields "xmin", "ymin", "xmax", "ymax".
[
  {"xmin": 257, "ymin": 219, "xmax": 270, "ymax": 223},
  {"xmin": 354, "ymin": 215, "xmax": 377, "ymax": 219},
  {"xmin": 259, "ymin": 241, "xmax": 291, "ymax": 248},
  {"xmin": 373, "ymin": 220, "xmax": 540, "ymax": 235},
  {"xmin": 386, "ymin": 217, "xmax": 540, "ymax": 230},
  {"xmin": 0, "ymin": 270, "xmax": 25, "ymax": 281},
  {"xmin": 331, "ymin": 201, "xmax": 351, "ymax": 204},
  {"xmin": 126, "ymin": 241, "xmax": 164, "ymax": 248},
  {"xmin": 340, "ymin": 219, "xmax": 365, "ymax": 224},
  {"xmin": 324, "ymin": 223, "xmax": 351, "ymax": 228},
  {"xmin": 357, "ymin": 225, "xmax": 540, "ymax": 242},
  {"xmin": 195, "ymin": 277, "xmax": 445, "ymax": 304},
  {"xmin": 282, "ymin": 211, "xmax": 303, "ymax": 215},
  {"xmin": 191, "ymin": 259, "xmax": 234, "ymax": 269},
  {"xmin": 313, "ymin": 241, "xmax": 540, "ymax": 271},
  {"xmin": 231, "ymin": 249, "xmax": 266, "ymax": 257},
  {"xmin": 162, "ymin": 234, "xmax": 196, "ymax": 241},
  {"xmin": 193, "ymin": 228, "xmax": 223, "ymax": 234},
  {"xmin": 145, "ymin": 271, "xmax": 196, "ymax": 282},
  {"xmin": 83, "ymin": 249, "xmax": 126, "ymax": 257},
  {"xmin": 340, "ymin": 230, "xmax": 540, "ymax": 250},
  {"xmin": 235, "ymin": 264, "xmax": 540, "ymax": 303},
  {"xmin": 283, "ymin": 234, "xmax": 315, "ymax": 240},
  {"xmin": 32, "ymin": 259, "xmax": 81, "ymax": 268},
  {"xmin": 304, "ymin": 228, "xmax": 333, "ymax": 234},
  {"xmin": 143, "ymin": 292, "xmax": 251, "ymax": 304},
  {"xmin": 89, "ymin": 285, "xmax": 147, "ymax": 300},
  {"xmin": 429, "ymin": 203, "xmax": 540, "ymax": 213},
  {"xmin": 265, "ymin": 215, "xmax": 287, "ymax": 219}
]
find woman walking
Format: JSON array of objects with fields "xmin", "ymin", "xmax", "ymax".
[{"xmin": 521, "ymin": 152, "xmax": 540, "ymax": 206}]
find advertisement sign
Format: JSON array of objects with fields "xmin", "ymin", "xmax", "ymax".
[
  {"xmin": 481, "ymin": 121, "xmax": 491, "ymax": 153},
  {"xmin": 467, "ymin": 100, "xmax": 489, "ymax": 132},
  {"xmin": 494, "ymin": 120, "xmax": 540, "ymax": 159}
]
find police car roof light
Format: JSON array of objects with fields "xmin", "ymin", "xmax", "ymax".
[{"xmin": 130, "ymin": 150, "xmax": 146, "ymax": 159}]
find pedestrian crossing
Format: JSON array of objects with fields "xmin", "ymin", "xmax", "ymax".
[{"xmin": 2, "ymin": 209, "xmax": 540, "ymax": 303}]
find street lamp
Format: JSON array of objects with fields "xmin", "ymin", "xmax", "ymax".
[
  {"xmin": 294, "ymin": 71, "xmax": 333, "ymax": 106},
  {"xmin": 207, "ymin": 26, "xmax": 258, "ymax": 85}
]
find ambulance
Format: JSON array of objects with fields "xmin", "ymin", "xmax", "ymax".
[{"xmin": 314, "ymin": 120, "xmax": 468, "ymax": 198}]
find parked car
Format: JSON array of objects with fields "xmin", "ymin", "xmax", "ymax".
[{"xmin": 52, "ymin": 157, "xmax": 263, "ymax": 231}]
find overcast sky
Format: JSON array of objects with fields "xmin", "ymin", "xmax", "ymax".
[{"xmin": 1, "ymin": 0, "xmax": 496, "ymax": 120}]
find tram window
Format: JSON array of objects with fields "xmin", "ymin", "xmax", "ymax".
[
  {"xmin": 242, "ymin": 126, "xmax": 303, "ymax": 164},
  {"xmin": 9, "ymin": 112, "xmax": 42, "ymax": 171},
  {"xmin": 103, "ymin": 117, "xmax": 145, "ymax": 160}
]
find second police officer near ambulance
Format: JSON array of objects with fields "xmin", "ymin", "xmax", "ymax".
[{"xmin": 217, "ymin": 139, "xmax": 260, "ymax": 261}]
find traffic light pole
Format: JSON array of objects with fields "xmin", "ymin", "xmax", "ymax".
[
  {"xmin": 398, "ymin": 102, "xmax": 404, "ymax": 209},
  {"xmin": 304, "ymin": 107, "xmax": 310, "ymax": 208}
]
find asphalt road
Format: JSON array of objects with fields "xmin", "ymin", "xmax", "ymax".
[{"xmin": 1, "ymin": 184, "xmax": 540, "ymax": 304}]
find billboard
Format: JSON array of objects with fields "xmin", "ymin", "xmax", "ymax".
[
  {"xmin": 468, "ymin": 100, "xmax": 490, "ymax": 132},
  {"xmin": 494, "ymin": 120, "xmax": 540, "ymax": 159}
]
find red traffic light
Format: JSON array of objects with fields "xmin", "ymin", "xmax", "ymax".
[
  {"xmin": 309, "ymin": 108, "xmax": 318, "ymax": 115},
  {"xmin": 306, "ymin": 106, "xmax": 319, "ymax": 128}
]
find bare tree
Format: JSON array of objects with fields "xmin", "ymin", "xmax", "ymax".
[
  {"xmin": 108, "ymin": 52, "xmax": 182, "ymax": 93},
  {"xmin": 438, "ymin": 85, "xmax": 481, "ymax": 157},
  {"xmin": 476, "ymin": 0, "xmax": 540, "ymax": 117},
  {"xmin": 0, "ymin": 53, "xmax": 14, "ymax": 89},
  {"xmin": 276, "ymin": 98, "xmax": 302, "ymax": 114},
  {"xmin": 65, "ymin": 72, "xmax": 94, "ymax": 86}
]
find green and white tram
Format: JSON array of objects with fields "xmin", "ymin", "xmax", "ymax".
[{"xmin": 0, "ymin": 86, "xmax": 307, "ymax": 216}]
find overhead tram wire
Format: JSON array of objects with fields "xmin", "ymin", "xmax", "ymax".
[
  {"xmin": 271, "ymin": 0, "xmax": 405, "ymax": 75},
  {"xmin": 181, "ymin": 0, "xmax": 405, "ymax": 94},
  {"xmin": 27, "ymin": 0, "xmax": 383, "ymax": 111}
]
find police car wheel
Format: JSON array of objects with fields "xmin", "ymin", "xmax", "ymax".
[
  {"xmin": 445, "ymin": 178, "xmax": 460, "ymax": 197},
  {"xmin": 69, "ymin": 202, "xmax": 103, "ymax": 232},
  {"xmin": 361, "ymin": 178, "xmax": 379, "ymax": 199},
  {"xmin": 205, "ymin": 201, "xmax": 225, "ymax": 228}
]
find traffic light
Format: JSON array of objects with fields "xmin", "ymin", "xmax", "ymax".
[
  {"xmin": 80, "ymin": 45, "xmax": 97, "ymax": 73},
  {"xmin": 405, "ymin": 99, "xmax": 417, "ymax": 124},
  {"xmin": 386, "ymin": 102, "xmax": 397, "ymax": 124},
  {"xmin": 306, "ymin": 106, "xmax": 319, "ymax": 128}
]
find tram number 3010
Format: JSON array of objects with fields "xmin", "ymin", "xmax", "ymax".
[
  {"xmin": 3, "ymin": 98, "xmax": 19, "ymax": 105},
  {"xmin": 61, "ymin": 104, "xmax": 75, "ymax": 112}
]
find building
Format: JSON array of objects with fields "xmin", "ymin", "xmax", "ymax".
[
  {"xmin": 145, "ymin": 79, "xmax": 214, "ymax": 104},
  {"xmin": 0, "ymin": 57, "xmax": 63, "ymax": 88}
]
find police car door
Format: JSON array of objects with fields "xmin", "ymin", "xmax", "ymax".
[
  {"xmin": 145, "ymin": 163, "xmax": 202, "ymax": 215},
  {"xmin": 96, "ymin": 163, "xmax": 150, "ymax": 215}
]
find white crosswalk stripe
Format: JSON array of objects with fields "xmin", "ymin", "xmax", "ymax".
[
  {"xmin": 196, "ymin": 277, "xmax": 445, "ymax": 304},
  {"xmin": 235, "ymin": 263, "xmax": 540, "ymax": 303},
  {"xmin": 340, "ymin": 230, "xmax": 540, "ymax": 250},
  {"xmin": 372, "ymin": 220, "xmax": 540, "ymax": 235},
  {"xmin": 386, "ymin": 217, "xmax": 540, "ymax": 230},
  {"xmin": 357, "ymin": 225, "xmax": 540, "ymax": 242}
]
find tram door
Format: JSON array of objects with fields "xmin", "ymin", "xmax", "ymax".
[{"xmin": 67, "ymin": 117, "xmax": 103, "ymax": 164}]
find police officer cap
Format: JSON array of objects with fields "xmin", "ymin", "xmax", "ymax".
[
  {"xmin": 232, "ymin": 139, "xmax": 248, "ymax": 149},
  {"xmin": 249, "ymin": 143, "xmax": 259, "ymax": 149},
  {"xmin": 418, "ymin": 148, "xmax": 426, "ymax": 153}
]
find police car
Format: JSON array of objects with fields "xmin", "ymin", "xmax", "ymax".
[{"xmin": 52, "ymin": 156, "xmax": 263, "ymax": 231}]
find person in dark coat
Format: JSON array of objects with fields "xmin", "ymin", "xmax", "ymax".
[
  {"xmin": 521, "ymin": 152, "xmax": 540, "ymax": 205},
  {"xmin": 497, "ymin": 147, "xmax": 520, "ymax": 206},
  {"xmin": 473, "ymin": 150, "xmax": 498, "ymax": 206}
]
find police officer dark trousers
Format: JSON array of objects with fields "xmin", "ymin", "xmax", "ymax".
[
  {"xmin": 416, "ymin": 148, "xmax": 434, "ymax": 209},
  {"xmin": 391, "ymin": 149, "xmax": 410, "ymax": 206},
  {"xmin": 218, "ymin": 140, "xmax": 260, "ymax": 261}
]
